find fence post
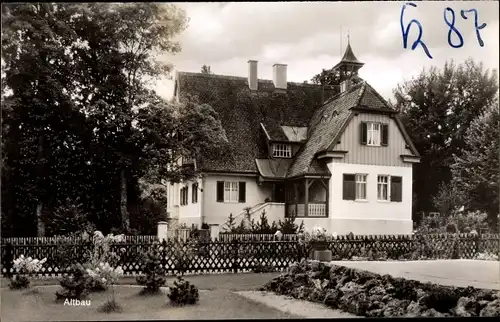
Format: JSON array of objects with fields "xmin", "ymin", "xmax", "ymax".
[
  {"xmin": 232, "ymin": 238, "xmax": 239, "ymax": 273},
  {"xmin": 161, "ymin": 239, "xmax": 168, "ymax": 273},
  {"xmin": 157, "ymin": 221, "xmax": 168, "ymax": 242},
  {"xmin": 209, "ymin": 224, "xmax": 220, "ymax": 241}
]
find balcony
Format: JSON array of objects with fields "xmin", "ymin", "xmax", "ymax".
[{"xmin": 287, "ymin": 202, "xmax": 327, "ymax": 217}]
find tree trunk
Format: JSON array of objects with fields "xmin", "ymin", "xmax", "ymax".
[
  {"xmin": 37, "ymin": 135, "xmax": 45, "ymax": 237},
  {"xmin": 36, "ymin": 203, "xmax": 45, "ymax": 237},
  {"xmin": 120, "ymin": 168, "xmax": 129, "ymax": 231}
]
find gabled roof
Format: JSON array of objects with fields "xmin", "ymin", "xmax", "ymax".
[
  {"xmin": 287, "ymin": 81, "xmax": 420, "ymax": 177},
  {"xmin": 287, "ymin": 82, "xmax": 366, "ymax": 177},
  {"xmin": 175, "ymin": 72, "xmax": 336, "ymax": 173}
]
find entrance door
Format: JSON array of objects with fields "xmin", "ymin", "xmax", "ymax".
[{"xmin": 273, "ymin": 183, "xmax": 286, "ymax": 203}]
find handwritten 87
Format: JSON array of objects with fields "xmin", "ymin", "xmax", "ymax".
[{"xmin": 400, "ymin": 2, "xmax": 487, "ymax": 59}]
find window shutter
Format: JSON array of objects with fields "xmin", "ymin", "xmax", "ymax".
[
  {"xmin": 390, "ymin": 176, "xmax": 402, "ymax": 202},
  {"xmin": 343, "ymin": 174, "xmax": 356, "ymax": 200},
  {"xmin": 216, "ymin": 181, "xmax": 224, "ymax": 202},
  {"xmin": 238, "ymin": 182, "xmax": 246, "ymax": 203},
  {"xmin": 382, "ymin": 123, "xmax": 389, "ymax": 146},
  {"xmin": 360, "ymin": 122, "xmax": 367, "ymax": 145}
]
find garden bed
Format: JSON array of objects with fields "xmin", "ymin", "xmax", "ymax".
[{"xmin": 262, "ymin": 259, "xmax": 500, "ymax": 317}]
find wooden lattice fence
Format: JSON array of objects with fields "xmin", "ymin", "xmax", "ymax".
[{"xmin": 1, "ymin": 233, "xmax": 498, "ymax": 278}]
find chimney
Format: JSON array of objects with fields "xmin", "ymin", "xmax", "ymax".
[
  {"xmin": 340, "ymin": 79, "xmax": 352, "ymax": 93},
  {"xmin": 273, "ymin": 64, "xmax": 287, "ymax": 90},
  {"xmin": 248, "ymin": 60, "xmax": 258, "ymax": 90}
]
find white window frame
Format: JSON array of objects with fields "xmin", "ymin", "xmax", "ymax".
[
  {"xmin": 367, "ymin": 122, "xmax": 381, "ymax": 146},
  {"xmin": 272, "ymin": 143, "xmax": 292, "ymax": 158},
  {"xmin": 377, "ymin": 175, "xmax": 390, "ymax": 201},
  {"xmin": 355, "ymin": 174, "xmax": 367, "ymax": 200},
  {"xmin": 224, "ymin": 181, "xmax": 239, "ymax": 203}
]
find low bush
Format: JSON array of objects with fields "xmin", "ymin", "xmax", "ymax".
[
  {"xmin": 263, "ymin": 259, "xmax": 500, "ymax": 317},
  {"xmin": 9, "ymin": 275, "xmax": 30, "ymax": 290},
  {"xmin": 56, "ymin": 264, "xmax": 90, "ymax": 301},
  {"xmin": 167, "ymin": 276, "xmax": 199, "ymax": 305},
  {"xmin": 9, "ymin": 255, "xmax": 47, "ymax": 290},
  {"xmin": 475, "ymin": 251, "xmax": 499, "ymax": 261},
  {"xmin": 136, "ymin": 242, "xmax": 167, "ymax": 295}
]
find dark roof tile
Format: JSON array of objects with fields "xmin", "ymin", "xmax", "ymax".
[
  {"xmin": 176, "ymin": 72, "xmax": 336, "ymax": 173},
  {"xmin": 287, "ymin": 82, "xmax": 366, "ymax": 177}
]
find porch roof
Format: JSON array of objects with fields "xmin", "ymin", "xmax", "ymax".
[{"xmin": 255, "ymin": 158, "xmax": 293, "ymax": 178}]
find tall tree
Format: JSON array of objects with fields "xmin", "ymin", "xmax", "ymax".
[
  {"xmin": 2, "ymin": 4, "xmax": 227, "ymax": 236},
  {"xmin": 2, "ymin": 3, "xmax": 84, "ymax": 236},
  {"xmin": 393, "ymin": 59, "xmax": 498, "ymax": 219},
  {"xmin": 63, "ymin": 3, "xmax": 189, "ymax": 230},
  {"xmin": 451, "ymin": 104, "xmax": 499, "ymax": 229}
]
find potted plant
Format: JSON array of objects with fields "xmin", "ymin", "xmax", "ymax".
[{"xmin": 299, "ymin": 227, "xmax": 333, "ymax": 261}]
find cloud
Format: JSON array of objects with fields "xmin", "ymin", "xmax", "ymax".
[{"xmin": 154, "ymin": 1, "xmax": 499, "ymax": 101}]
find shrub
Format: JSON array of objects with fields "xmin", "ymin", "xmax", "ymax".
[
  {"xmin": 277, "ymin": 213, "xmax": 305, "ymax": 234},
  {"xmin": 167, "ymin": 276, "xmax": 199, "ymax": 305},
  {"xmin": 10, "ymin": 255, "xmax": 47, "ymax": 290},
  {"xmin": 9, "ymin": 275, "xmax": 30, "ymax": 290},
  {"xmin": 136, "ymin": 242, "xmax": 167, "ymax": 294},
  {"xmin": 88, "ymin": 262, "xmax": 124, "ymax": 313},
  {"xmin": 170, "ymin": 239, "xmax": 196, "ymax": 275},
  {"xmin": 85, "ymin": 231, "xmax": 125, "ymax": 290},
  {"xmin": 56, "ymin": 264, "xmax": 90, "ymax": 300},
  {"xmin": 475, "ymin": 251, "xmax": 499, "ymax": 261},
  {"xmin": 54, "ymin": 233, "xmax": 92, "ymax": 272}
]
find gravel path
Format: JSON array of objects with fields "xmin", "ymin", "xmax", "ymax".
[
  {"xmin": 235, "ymin": 291, "xmax": 358, "ymax": 318},
  {"xmin": 330, "ymin": 259, "xmax": 500, "ymax": 290}
]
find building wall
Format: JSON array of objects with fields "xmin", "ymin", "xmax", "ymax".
[
  {"xmin": 332, "ymin": 113, "xmax": 414, "ymax": 167},
  {"xmin": 202, "ymin": 174, "xmax": 273, "ymax": 226},
  {"xmin": 326, "ymin": 162, "xmax": 413, "ymax": 235},
  {"xmin": 167, "ymin": 178, "xmax": 203, "ymax": 228}
]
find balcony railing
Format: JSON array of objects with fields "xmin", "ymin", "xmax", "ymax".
[{"xmin": 287, "ymin": 203, "xmax": 327, "ymax": 217}]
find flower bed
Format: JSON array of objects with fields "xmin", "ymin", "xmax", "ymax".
[{"xmin": 262, "ymin": 259, "xmax": 500, "ymax": 317}]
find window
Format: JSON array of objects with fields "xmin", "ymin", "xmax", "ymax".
[
  {"xmin": 272, "ymin": 143, "xmax": 292, "ymax": 158},
  {"xmin": 216, "ymin": 181, "xmax": 246, "ymax": 203},
  {"xmin": 355, "ymin": 174, "xmax": 367, "ymax": 200},
  {"xmin": 180, "ymin": 186, "xmax": 189, "ymax": 206},
  {"xmin": 390, "ymin": 176, "xmax": 403, "ymax": 202},
  {"xmin": 343, "ymin": 174, "xmax": 367, "ymax": 200},
  {"xmin": 377, "ymin": 175, "xmax": 389, "ymax": 201},
  {"xmin": 224, "ymin": 182, "xmax": 238, "ymax": 202},
  {"xmin": 361, "ymin": 122, "xmax": 389, "ymax": 146},
  {"xmin": 367, "ymin": 123, "xmax": 381, "ymax": 146},
  {"xmin": 192, "ymin": 183, "xmax": 198, "ymax": 204}
]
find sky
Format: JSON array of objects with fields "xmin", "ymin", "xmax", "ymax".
[{"xmin": 154, "ymin": 1, "xmax": 499, "ymax": 102}]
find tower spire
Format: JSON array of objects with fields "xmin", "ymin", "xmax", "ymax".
[{"xmin": 332, "ymin": 34, "xmax": 364, "ymax": 82}]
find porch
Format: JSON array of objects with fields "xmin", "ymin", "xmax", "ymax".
[{"xmin": 285, "ymin": 178, "xmax": 329, "ymax": 218}]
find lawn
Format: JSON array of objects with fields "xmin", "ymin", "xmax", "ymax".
[{"xmin": 1, "ymin": 285, "xmax": 300, "ymax": 321}]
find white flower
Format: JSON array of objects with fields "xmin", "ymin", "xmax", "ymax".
[
  {"xmin": 93, "ymin": 231, "xmax": 104, "ymax": 239},
  {"xmin": 115, "ymin": 266, "xmax": 124, "ymax": 276},
  {"xmin": 331, "ymin": 232, "xmax": 338, "ymax": 238}
]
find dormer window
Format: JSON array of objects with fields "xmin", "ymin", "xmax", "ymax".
[{"xmin": 272, "ymin": 143, "xmax": 291, "ymax": 158}]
